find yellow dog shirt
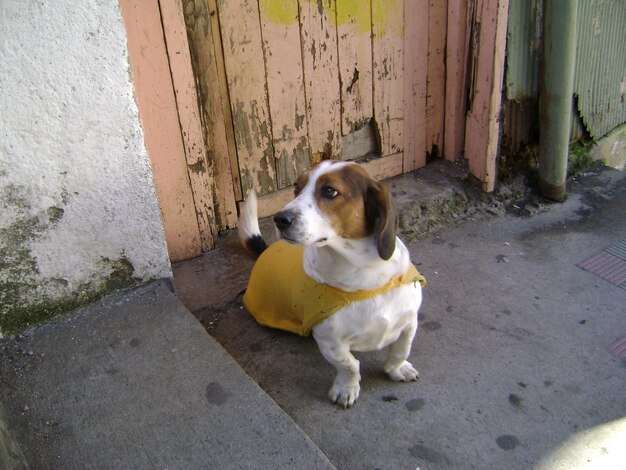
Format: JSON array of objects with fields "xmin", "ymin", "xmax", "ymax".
[{"xmin": 243, "ymin": 240, "xmax": 426, "ymax": 336}]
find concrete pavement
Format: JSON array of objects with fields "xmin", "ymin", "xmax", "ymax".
[
  {"xmin": 1, "ymin": 164, "xmax": 624, "ymax": 469},
  {"xmin": 192, "ymin": 166, "xmax": 626, "ymax": 469},
  {"xmin": 0, "ymin": 281, "xmax": 333, "ymax": 469}
]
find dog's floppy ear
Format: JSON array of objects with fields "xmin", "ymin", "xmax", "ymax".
[{"xmin": 365, "ymin": 181, "xmax": 397, "ymax": 260}]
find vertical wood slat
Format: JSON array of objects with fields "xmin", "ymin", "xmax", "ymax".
[
  {"xmin": 180, "ymin": 0, "xmax": 238, "ymax": 231},
  {"xmin": 444, "ymin": 0, "xmax": 470, "ymax": 162},
  {"xmin": 120, "ymin": 0, "xmax": 202, "ymax": 262},
  {"xmin": 161, "ymin": 0, "xmax": 216, "ymax": 250},
  {"xmin": 299, "ymin": 0, "xmax": 342, "ymax": 161},
  {"xmin": 217, "ymin": 0, "xmax": 276, "ymax": 196},
  {"xmin": 336, "ymin": 0, "xmax": 373, "ymax": 138},
  {"xmin": 426, "ymin": 0, "xmax": 447, "ymax": 159},
  {"xmin": 258, "ymin": 0, "xmax": 311, "ymax": 189},
  {"xmin": 403, "ymin": 0, "xmax": 429, "ymax": 171},
  {"xmin": 465, "ymin": 0, "xmax": 509, "ymax": 191},
  {"xmin": 206, "ymin": 0, "xmax": 242, "ymax": 203},
  {"xmin": 372, "ymin": 0, "xmax": 405, "ymax": 157}
]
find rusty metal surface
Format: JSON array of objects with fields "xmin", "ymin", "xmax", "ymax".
[
  {"xmin": 505, "ymin": 0, "xmax": 542, "ymax": 101},
  {"xmin": 504, "ymin": 0, "xmax": 626, "ymax": 144}
]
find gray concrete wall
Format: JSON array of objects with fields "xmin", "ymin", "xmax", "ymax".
[{"xmin": 0, "ymin": 0, "xmax": 172, "ymax": 333}]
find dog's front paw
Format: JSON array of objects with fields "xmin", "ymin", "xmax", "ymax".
[
  {"xmin": 328, "ymin": 382, "xmax": 360, "ymax": 408},
  {"xmin": 387, "ymin": 361, "xmax": 419, "ymax": 382}
]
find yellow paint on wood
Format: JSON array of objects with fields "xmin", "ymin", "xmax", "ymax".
[
  {"xmin": 261, "ymin": 0, "xmax": 377, "ymax": 35},
  {"xmin": 259, "ymin": 0, "xmax": 311, "ymax": 188},
  {"xmin": 218, "ymin": 0, "xmax": 277, "ymax": 196},
  {"xmin": 372, "ymin": 0, "xmax": 404, "ymax": 157},
  {"xmin": 335, "ymin": 0, "xmax": 372, "ymax": 33},
  {"xmin": 337, "ymin": 0, "xmax": 373, "ymax": 137},
  {"xmin": 371, "ymin": 0, "xmax": 403, "ymax": 37},
  {"xmin": 299, "ymin": 0, "xmax": 343, "ymax": 159},
  {"xmin": 259, "ymin": 0, "xmax": 298, "ymax": 25}
]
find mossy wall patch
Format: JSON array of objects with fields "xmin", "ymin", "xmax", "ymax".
[
  {"xmin": 2, "ymin": 0, "xmax": 173, "ymax": 335},
  {"xmin": 0, "ymin": 183, "xmax": 140, "ymax": 334}
]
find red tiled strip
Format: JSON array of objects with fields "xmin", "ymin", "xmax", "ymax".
[
  {"xmin": 577, "ymin": 239, "xmax": 626, "ymax": 289},
  {"xmin": 609, "ymin": 335, "xmax": 626, "ymax": 359}
]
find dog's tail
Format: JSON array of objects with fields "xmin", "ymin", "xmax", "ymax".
[{"xmin": 238, "ymin": 190, "xmax": 268, "ymax": 258}]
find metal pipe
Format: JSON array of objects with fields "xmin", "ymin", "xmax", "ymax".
[{"xmin": 538, "ymin": 0, "xmax": 578, "ymax": 201}]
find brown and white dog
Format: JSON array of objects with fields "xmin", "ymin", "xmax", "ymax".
[{"xmin": 238, "ymin": 160, "xmax": 423, "ymax": 407}]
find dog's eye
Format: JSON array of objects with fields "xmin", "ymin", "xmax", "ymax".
[{"xmin": 321, "ymin": 185, "xmax": 339, "ymax": 200}]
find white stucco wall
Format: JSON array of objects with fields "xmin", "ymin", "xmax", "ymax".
[{"xmin": 1, "ymin": 0, "xmax": 172, "ymax": 332}]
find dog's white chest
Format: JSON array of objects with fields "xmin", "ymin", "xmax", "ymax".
[{"xmin": 312, "ymin": 282, "xmax": 422, "ymax": 352}]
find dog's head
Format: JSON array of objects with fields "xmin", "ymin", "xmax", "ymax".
[{"xmin": 274, "ymin": 161, "xmax": 397, "ymax": 260}]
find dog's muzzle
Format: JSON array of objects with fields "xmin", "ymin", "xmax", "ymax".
[
  {"xmin": 274, "ymin": 209, "xmax": 328, "ymax": 245},
  {"xmin": 274, "ymin": 210, "xmax": 295, "ymax": 231}
]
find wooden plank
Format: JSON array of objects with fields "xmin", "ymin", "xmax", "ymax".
[
  {"xmin": 403, "ymin": 0, "xmax": 429, "ymax": 171},
  {"xmin": 207, "ymin": 0, "xmax": 242, "ymax": 203},
  {"xmin": 426, "ymin": 0, "xmax": 447, "ymax": 159},
  {"xmin": 180, "ymin": 0, "xmax": 238, "ymax": 231},
  {"xmin": 299, "ymin": 0, "xmax": 342, "ymax": 161},
  {"xmin": 119, "ymin": 0, "xmax": 202, "ymax": 262},
  {"xmin": 161, "ymin": 0, "xmax": 217, "ymax": 251},
  {"xmin": 182, "ymin": 0, "xmax": 237, "ymax": 230},
  {"xmin": 259, "ymin": 0, "xmax": 311, "ymax": 189},
  {"xmin": 361, "ymin": 153, "xmax": 404, "ymax": 180},
  {"xmin": 256, "ymin": 186, "xmax": 294, "ymax": 219},
  {"xmin": 464, "ymin": 0, "xmax": 509, "ymax": 191},
  {"xmin": 485, "ymin": 0, "xmax": 509, "ymax": 191},
  {"xmin": 444, "ymin": 0, "xmax": 470, "ymax": 162},
  {"xmin": 372, "ymin": 0, "xmax": 404, "ymax": 157},
  {"xmin": 217, "ymin": 0, "xmax": 276, "ymax": 196},
  {"xmin": 336, "ymin": 0, "xmax": 373, "ymax": 138},
  {"xmin": 341, "ymin": 121, "xmax": 377, "ymax": 159}
]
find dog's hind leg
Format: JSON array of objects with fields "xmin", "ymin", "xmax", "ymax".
[
  {"xmin": 315, "ymin": 340, "xmax": 361, "ymax": 408},
  {"xmin": 384, "ymin": 322, "xmax": 419, "ymax": 382}
]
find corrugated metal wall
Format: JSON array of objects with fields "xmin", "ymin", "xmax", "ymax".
[
  {"xmin": 505, "ymin": 0, "xmax": 541, "ymax": 101},
  {"xmin": 575, "ymin": 0, "xmax": 626, "ymax": 139},
  {"xmin": 502, "ymin": 0, "xmax": 541, "ymax": 152},
  {"xmin": 504, "ymin": 0, "xmax": 626, "ymax": 146}
]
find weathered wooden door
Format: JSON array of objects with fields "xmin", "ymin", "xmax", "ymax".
[
  {"xmin": 128, "ymin": 0, "xmax": 507, "ymax": 260},
  {"xmin": 184, "ymin": 0, "xmax": 457, "ymax": 217}
]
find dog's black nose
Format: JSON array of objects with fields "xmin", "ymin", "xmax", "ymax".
[{"xmin": 274, "ymin": 211, "xmax": 295, "ymax": 230}]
